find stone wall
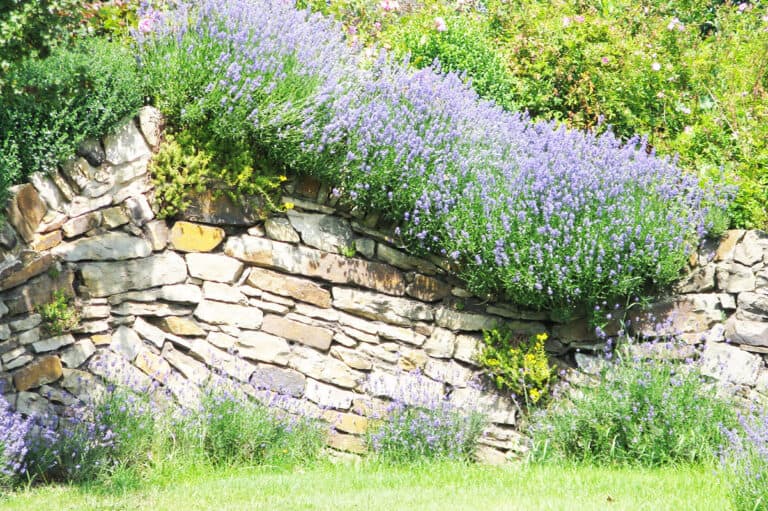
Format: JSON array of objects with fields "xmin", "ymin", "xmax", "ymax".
[{"xmin": 2, "ymin": 110, "xmax": 767, "ymax": 465}]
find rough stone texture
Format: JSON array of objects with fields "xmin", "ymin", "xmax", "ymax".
[
  {"xmin": 629, "ymin": 296, "xmax": 723, "ymax": 337},
  {"xmin": 1, "ymin": 270, "xmax": 74, "ymax": 316},
  {"xmin": 305, "ymin": 379, "xmax": 355, "ymax": 409},
  {"xmin": 159, "ymin": 317, "xmax": 206, "ymax": 337},
  {"xmin": 454, "ymin": 334, "xmax": 482, "ymax": 366},
  {"xmin": 169, "ymin": 221, "xmax": 226, "ymax": 252},
  {"xmin": 13, "ymin": 355, "xmax": 63, "ymax": 391},
  {"xmin": 250, "ymin": 365, "xmax": 306, "ymax": 397},
  {"xmin": 60, "ymin": 339, "xmax": 96, "ymax": 368},
  {"xmin": 424, "ymin": 328, "xmax": 456, "ymax": 358},
  {"xmin": 225, "ymin": 236, "xmax": 406, "ymax": 295},
  {"xmin": 405, "ymin": 274, "xmax": 451, "ymax": 302},
  {"xmin": 110, "ymin": 326, "xmax": 143, "ymax": 361},
  {"xmin": 182, "ymin": 190, "xmax": 259, "ymax": 226},
  {"xmin": 32, "ymin": 334, "xmax": 76, "ymax": 354},
  {"xmin": 194, "ymin": 300, "xmax": 263, "ymax": 330},
  {"xmin": 725, "ymin": 316, "xmax": 768, "ymax": 347},
  {"xmin": 103, "ymin": 119, "xmax": 151, "ymax": 165},
  {"xmin": 434, "ymin": 308, "xmax": 501, "ymax": 332},
  {"xmin": 333, "ymin": 287, "xmax": 433, "ymax": 326},
  {"xmin": 700, "ymin": 342, "xmax": 763, "ymax": 386},
  {"xmin": 290, "ymin": 347, "xmax": 363, "ymax": 389},
  {"xmin": 134, "ymin": 349, "xmax": 172, "ymax": 382},
  {"xmin": 247, "ymin": 267, "xmax": 331, "ymax": 308},
  {"xmin": 261, "ymin": 315, "xmax": 333, "ymax": 351},
  {"xmin": 377, "ymin": 244, "xmax": 438, "ymax": 275},
  {"xmin": 144, "ymin": 220, "xmax": 170, "ymax": 251},
  {"xmin": 138, "ymin": 106, "xmax": 164, "ymax": 151},
  {"xmin": 6, "ymin": 184, "xmax": 47, "ymax": 242},
  {"xmin": 327, "ymin": 432, "xmax": 366, "ymax": 454},
  {"xmin": 264, "ymin": 217, "xmax": 300, "ymax": 243},
  {"xmin": 322, "ymin": 411, "xmax": 368, "ymax": 434},
  {"xmin": 186, "ymin": 253, "xmax": 244, "ymax": 283},
  {"xmin": 0, "ymin": 254, "xmax": 54, "ymax": 292},
  {"xmin": 80, "ymin": 252, "xmax": 187, "ymax": 297},
  {"xmin": 331, "ymin": 346, "xmax": 373, "ymax": 371},
  {"xmin": 55, "ymin": 232, "xmax": 152, "ymax": 262},
  {"xmin": 236, "ymin": 331, "xmax": 291, "ymax": 365},
  {"xmin": 286, "ymin": 211, "xmax": 355, "ymax": 254}
]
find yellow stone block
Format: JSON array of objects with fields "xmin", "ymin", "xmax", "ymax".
[{"xmin": 169, "ymin": 221, "xmax": 225, "ymax": 252}]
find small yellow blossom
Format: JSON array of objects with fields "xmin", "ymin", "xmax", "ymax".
[
  {"xmin": 536, "ymin": 332, "xmax": 548, "ymax": 342},
  {"xmin": 284, "ymin": 202, "xmax": 294, "ymax": 210},
  {"xmin": 278, "ymin": 175, "xmax": 288, "ymax": 182}
]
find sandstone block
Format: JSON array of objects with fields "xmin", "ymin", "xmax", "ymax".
[
  {"xmin": 236, "ymin": 330, "xmax": 291, "ymax": 366},
  {"xmin": 194, "ymin": 300, "xmax": 263, "ymax": 330},
  {"xmin": 103, "ymin": 119, "xmax": 151, "ymax": 165},
  {"xmin": 80, "ymin": 252, "xmax": 187, "ymax": 297},
  {"xmin": 247, "ymin": 267, "xmax": 331, "ymax": 308},
  {"xmin": 13, "ymin": 355, "xmax": 63, "ymax": 391},
  {"xmin": 159, "ymin": 317, "xmax": 206, "ymax": 337},
  {"xmin": 186, "ymin": 253, "xmax": 244, "ymax": 283},
  {"xmin": 262, "ymin": 315, "xmax": 333, "ymax": 351},
  {"xmin": 6, "ymin": 183, "xmax": 47, "ymax": 242},
  {"xmin": 264, "ymin": 217, "xmax": 300, "ymax": 243},
  {"xmin": 169, "ymin": 221, "xmax": 226, "ymax": 252},
  {"xmin": 332, "ymin": 287, "xmax": 433, "ymax": 326},
  {"xmin": 225, "ymin": 236, "xmax": 406, "ymax": 295},
  {"xmin": 700, "ymin": 342, "xmax": 762, "ymax": 386},
  {"xmin": 32, "ymin": 333, "xmax": 75, "ymax": 353},
  {"xmin": 286, "ymin": 211, "xmax": 355, "ymax": 254},
  {"xmin": 60, "ymin": 339, "xmax": 96, "ymax": 368},
  {"xmin": 250, "ymin": 365, "xmax": 306, "ymax": 397}
]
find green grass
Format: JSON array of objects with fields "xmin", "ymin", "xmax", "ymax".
[{"xmin": 0, "ymin": 461, "xmax": 730, "ymax": 511}]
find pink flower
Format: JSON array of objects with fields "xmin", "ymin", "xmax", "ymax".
[
  {"xmin": 562, "ymin": 16, "xmax": 571, "ymax": 27},
  {"xmin": 601, "ymin": 56, "xmax": 610, "ymax": 65},
  {"xmin": 434, "ymin": 17, "xmax": 447, "ymax": 32},
  {"xmin": 380, "ymin": 0, "xmax": 400, "ymax": 12},
  {"xmin": 373, "ymin": 21, "xmax": 382, "ymax": 31},
  {"xmin": 651, "ymin": 62, "xmax": 661, "ymax": 71},
  {"xmin": 138, "ymin": 17, "xmax": 154, "ymax": 34},
  {"xmin": 574, "ymin": 15, "xmax": 585, "ymax": 23}
]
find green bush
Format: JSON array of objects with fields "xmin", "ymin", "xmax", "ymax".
[
  {"xmin": 530, "ymin": 340, "xmax": 735, "ymax": 467},
  {"xmin": 36, "ymin": 290, "xmax": 79, "ymax": 336},
  {"xmin": 0, "ymin": 37, "xmax": 143, "ymax": 196}
]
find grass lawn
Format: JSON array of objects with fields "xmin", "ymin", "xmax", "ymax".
[{"xmin": 0, "ymin": 461, "xmax": 730, "ymax": 511}]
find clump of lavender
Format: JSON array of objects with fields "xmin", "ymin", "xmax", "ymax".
[
  {"xmin": 0, "ymin": 394, "xmax": 32, "ymax": 483},
  {"xmin": 530, "ymin": 335, "xmax": 736, "ymax": 467},
  {"xmin": 139, "ymin": 0, "xmax": 726, "ymax": 312},
  {"xmin": 366, "ymin": 372, "xmax": 485, "ymax": 463},
  {"xmin": 722, "ymin": 410, "xmax": 768, "ymax": 511},
  {"xmin": 368, "ymin": 399, "xmax": 485, "ymax": 463}
]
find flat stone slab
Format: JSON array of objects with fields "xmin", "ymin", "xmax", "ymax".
[
  {"xmin": 169, "ymin": 221, "xmax": 226, "ymax": 252},
  {"xmin": 55, "ymin": 232, "xmax": 152, "ymax": 262},
  {"xmin": 80, "ymin": 252, "xmax": 187, "ymax": 297},
  {"xmin": 225, "ymin": 236, "xmax": 406, "ymax": 296}
]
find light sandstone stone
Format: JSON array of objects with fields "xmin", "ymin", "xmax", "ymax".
[
  {"xmin": 202, "ymin": 281, "xmax": 247, "ymax": 304},
  {"xmin": 13, "ymin": 355, "xmax": 62, "ymax": 391},
  {"xmin": 159, "ymin": 317, "xmax": 206, "ymax": 337},
  {"xmin": 225, "ymin": 236, "xmax": 406, "ymax": 295},
  {"xmin": 143, "ymin": 220, "xmax": 169, "ymax": 251},
  {"xmin": 236, "ymin": 330, "xmax": 291, "ymax": 366},
  {"xmin": 305, "ymin": 379, "xmax": 355, "ymax": 409},
  {"xmin": 332, "ymin": 287, "xmax": 433, "ymax": 326},
  {"xmin": 290, "ymin": 346, "xmax": 363, "ymax": 389},
  {"xmin": 264, "ymin": 217, "xmax": 300, "ymax": 243},
  {"xmin": 261, "ymin": 315, "xmax": 333, "ymax": 350},
  {"xmin": 32, "ymin": 333, "xmax": 75, "ymax": 353},
  {"xmin": 110, "ymin": 326, "xmax": 142, "ymax": 361},
  {"xmin": 434, "ymin": 308, "xmax": 501, "ymax": 332},
  {"xmin": 700, "ymin": 342, "xmax": 762, "ymax": 386},
  {"xmin": 424, "ymin": 328, "xmax": 456, "ymax": 358},
  {"xmin": 247, "ymin": 267, "xmax": 331, "ymax": 308},
  {"xmin": 103, "ymin": 119, "xmax": 151, "ymax": 165},
  {"xmin": 6, "ymin": 184, "xmax": 47, "ymax": 242},
  {"xmin": 186, "ymin": 253, "xmax": 244, "ymax": 283},
  {"xmin": 286, "ymin": 211, "xmax": 355, "ymax": 254},
  {"xmin": 322, "ymin": 410, "xmax": 369, "ymax": 434},
  {"xmin": 250, "ymin": 365, "xmax": 306, "ymax": 397},
  {"xmin": 193, "ymin": 300, "xmax": 263, "ymax": 330},
  {"xmin": 81, "ymin": 252, "xmax": 187, "ymax": 297},
  {"xmin": 366, "ymin": 370, "xmax": 444, "ymax": 407}
]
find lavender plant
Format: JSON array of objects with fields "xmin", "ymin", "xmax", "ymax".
[
  {"xmin": 0, "ymin": 394, "xmax": 32, "ymax": 484},
  {"xmin": 139, "ymin": 0, "xmax": 724, "ymax": 312},
  {"xmin": 723, "ymin": 410, "xmax": 768, "ymax": 511},
  {"xmin": 530, "ymin": 338, "xmax": 735, "ymax": 467}
]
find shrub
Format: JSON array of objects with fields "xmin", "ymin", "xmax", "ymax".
[
  {"xmin": 478, "ymin": 331, "xmax": 556, "ymax": 406},
  {"xmin": 368, "ymin": 398, "xmax": 485, "ymax": 464},
  {"xmin": 36, "ymin": 290, "xmax": 79, "ymax": 336},
  {"xmin": 141, "ymin": 0, "xmax": 720, "ymax": 314},
  {"xmin": 530, "ymin": 339, "xmax": 735, "ymax": 467},
  {"xmin": 0, "ymin": 37, "xmax": 143, "ymax": 190},
  {"xmin": 722, "ymin": 410, "xmax": 768, "ymax": 511}
]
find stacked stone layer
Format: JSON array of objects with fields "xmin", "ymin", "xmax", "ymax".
[{"xmin": 2, "ymin": 111, "xmax": 767, "ymax": 465}]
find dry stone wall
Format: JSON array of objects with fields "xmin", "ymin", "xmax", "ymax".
[{"xmin": 2, "ymin": 110, "xmax": 768, "ymax": 465}]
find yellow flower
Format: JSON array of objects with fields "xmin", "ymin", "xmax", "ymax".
[
  {"xmin": 536, "ymin": 332, "xmax": 548, "ymax": 342},
  {"xmin": 284, "ymin": 202, "xmax": 294, "ymax": 210},
  {"xmin": 278, "ymin": 175, "xmax": 288, "ymax": 182}
]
